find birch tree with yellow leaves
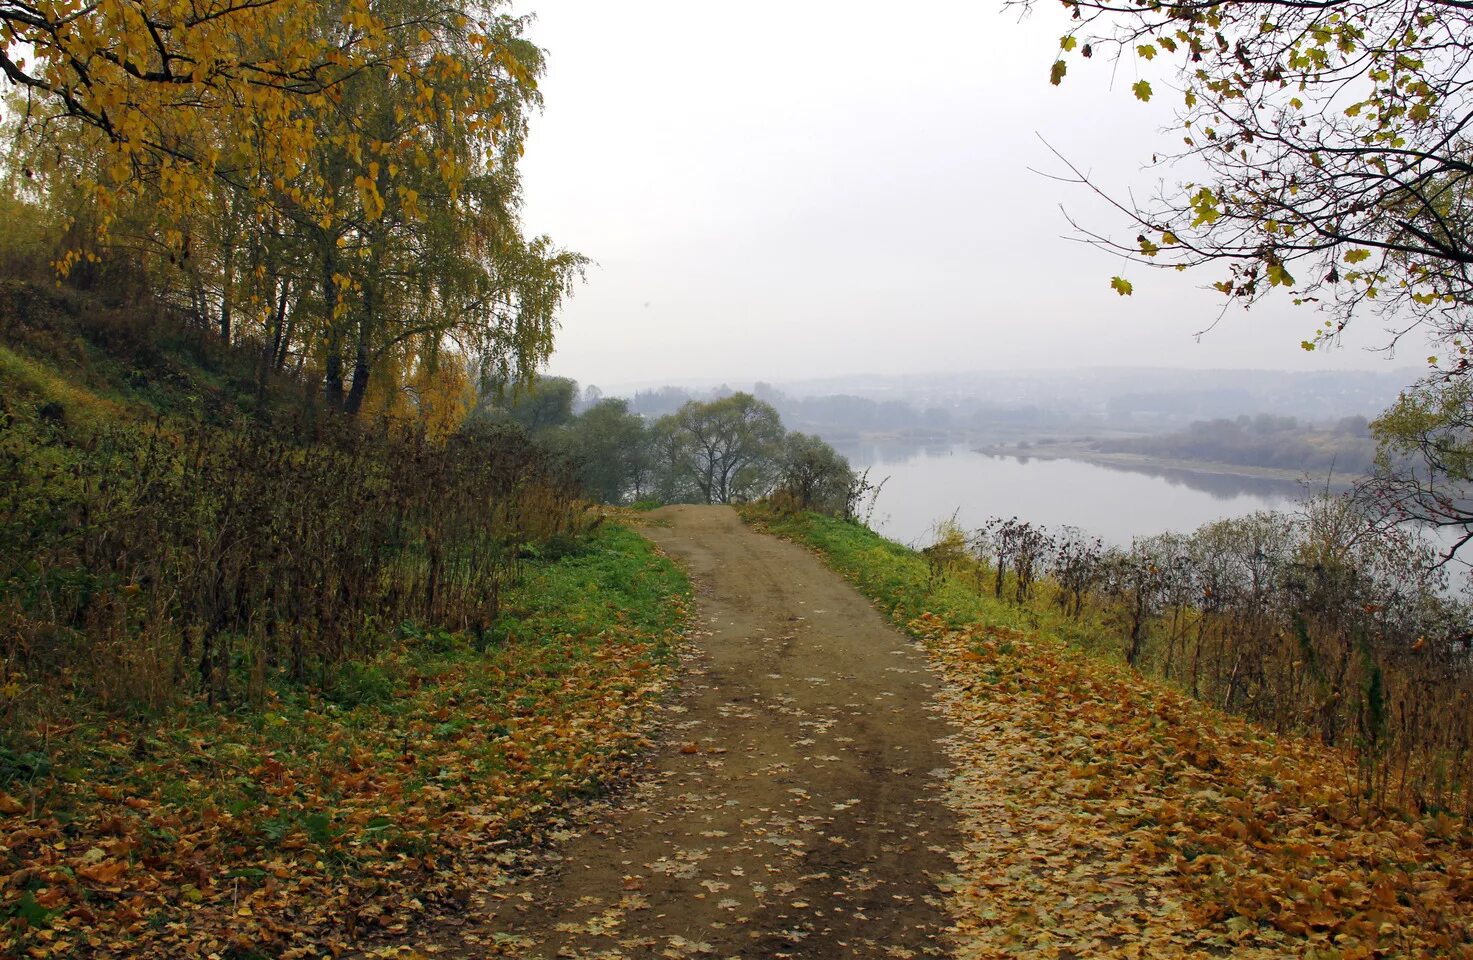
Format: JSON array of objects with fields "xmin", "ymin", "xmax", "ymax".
[{"xmin": 2, "ymin": 0, "xmax": 581, "ymax": 417}]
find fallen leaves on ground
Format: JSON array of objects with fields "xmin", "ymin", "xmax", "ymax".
[
  {"xmin": 914, "ymin": 612, "xmax": 1473, "ymax": 959},
  {"xmin": 416, "ymin": 507, "xmax": 959, "ymax": 958},
  {"xmin": 0, "ymin": 527, "xmax": 689, "ymax": 958}
]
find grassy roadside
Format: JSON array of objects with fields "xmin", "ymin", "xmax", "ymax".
[
  {"xmin": 0, "ymin": 524, "xmax": 689, "ymax": 959},
  {"xmin": 745, "ymin": 507, "xmax": 1473, "ymax": 958},
  {"xmin": 741, "ymin": 505, "xmax": 1068, "ymax": 639}
]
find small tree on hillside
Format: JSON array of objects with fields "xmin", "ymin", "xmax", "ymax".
[
  {"xmin": 647, "ymin": 416, "xmax": 699, "ymax": 504},
  {"xmin": 1359, "ymin": 379, "xmax": 1473, "ymax": 561},
  {"xmin": 775, "ymin": 433, "xmax": 856, "ymax": 516},
  {"xmin": 673, "ymin": 392, "xmax": 784, "ymax": 504},
  {"xmin": 554, "ymin": 399, "xmax": 650, "ymax": 504},
  {"xmin": 472, "ymin": 376, "xmax": 579, "ymax": 438}
]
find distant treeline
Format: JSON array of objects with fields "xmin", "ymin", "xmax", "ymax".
[
  {"xmin": 478, "ymin": 378, "xmax": 867, "ymax": 516},
  {"xmin": 626, "ymin": 383, "xmax": 1078, "ymax": 439},
  {"xmin": 614, "ymin": 382, "xmax": 1393, "ymax": 450},
  {"xmin": 784, "ymin": 368, "xmax": 1410, "ymax": 426},
  {"xmin": 1094, "ymin": 414, "xmax": 1377, "ymax": 475}
]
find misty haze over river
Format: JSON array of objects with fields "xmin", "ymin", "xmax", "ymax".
[{"xmin": 839, "ymin": 443, "xmax": 1317, "ymax": 549}]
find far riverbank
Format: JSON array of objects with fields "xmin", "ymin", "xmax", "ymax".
[{"xmin": 974, "ymin": 440, "xmax": 1355, "ymax": 491}]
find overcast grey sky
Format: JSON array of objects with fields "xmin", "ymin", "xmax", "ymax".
[{"xmin": 511, "ymin": 1, "xmax": 1415, "ymax": 389}]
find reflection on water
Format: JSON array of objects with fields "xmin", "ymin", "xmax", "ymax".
[
  {"xmin": 837, "ymin": 443, "xmax": 1308, "ymax": 548},
  {"xmin": 1017, "ymin": 455, "xmax": 1316, "ymax": 501},
  {"xmin": 843, "ymin": 438, "xmax": 956, "ymax": 467}
]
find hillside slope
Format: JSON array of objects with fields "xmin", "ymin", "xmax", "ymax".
[
  {"xmin": 0, "ymin": 280, "xmax": 694, "ymax": 957},
  {"xmin": 0, "ymin": 276, "xmax": 296, "ymax": 431},
  {"xmin": 749, "ymin": 509, "xmax": 1473, "ymax": 959}
]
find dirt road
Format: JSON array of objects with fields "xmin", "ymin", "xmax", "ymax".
[{"xmin": 438, "ymin": 505, "xmax": 961, "ymax": 958}]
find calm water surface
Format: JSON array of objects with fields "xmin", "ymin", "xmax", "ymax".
[{"xmin": 840, "ymin": 443, "xmax": 1312, "ymax": 548}]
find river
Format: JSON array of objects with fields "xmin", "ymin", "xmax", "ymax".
[{"xmin": 837, "ymin": 442, "xmax": 1313, "ymax": 548}]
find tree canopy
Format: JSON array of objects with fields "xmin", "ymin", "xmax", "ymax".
[
  {"xmin": 476, "ymin": 375, "xmax": 580, "ymax": 436},
  {"xmin": 669, "ymin": 392, "xmax": 786, "ymax": 505},
  {"xmin": 2, "ymin": 0, "xmax": 582, "ymax": 419},
  {"xmin": 1360, "ymin": 377, "xmax": 1473, "ymax": 556},
  {"xmin": 1043, "ymin": 0, "xmax": 1473, "ymax": 378},
  {"xmin": 553, "ymin": 398, "xmax": 651, "ymax": 505},
  {"xmin": 776, "ymin": 432, "xmax": 857, "ymax": 516}
]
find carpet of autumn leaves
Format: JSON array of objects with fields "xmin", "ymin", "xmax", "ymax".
[
  {"xmin": 924, "ymin": 614, "xmax": 1473, "ymax": 958},
  {"xmin": 0, "ymin": 525, "xmax": 689, "ymax": 959},
  {"xmin": 750, "ymin": 508, "xmax": 1473, "ymax": 959}
]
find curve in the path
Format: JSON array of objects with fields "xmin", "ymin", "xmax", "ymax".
[{"xmin": 446, "ymin": 505, "xmax": 961, "ymax": 959}]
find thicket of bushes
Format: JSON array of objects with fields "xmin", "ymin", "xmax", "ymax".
[
  {"xmin": 920, "ymin": 503, "xmax": 1473, "ymax": 815},
  {"xmin": 0, "ymin": 276, "xmax": 584, "ymax": 742}
]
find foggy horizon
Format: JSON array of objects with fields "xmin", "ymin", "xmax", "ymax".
[
  {"xmin": 510, "ymin": 0, "xmax": 1433, "ymax": 388},
  {"xmin": 576, "ymin": 362, "xmax": 1424, "ymax": 397}
]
